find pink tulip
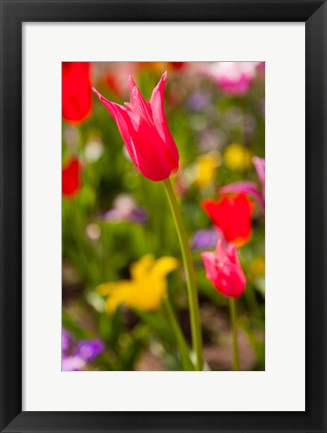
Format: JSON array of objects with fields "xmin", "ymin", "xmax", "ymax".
[
  {"xmin": 252, "ymin": 156, "xmax": 265, "ymax": 196},
  {"xmin": 203, "ymin": 62, "xmax": 259, "ymax": 97},
  {"xmin": 201, "ymin": 240, "xmax": 246, "ymax": 298},
  {"xmin": 92, "ymin": 72, "xmax": 179, "ymax": 181}
]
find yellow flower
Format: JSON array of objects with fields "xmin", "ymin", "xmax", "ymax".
[
  {"xmin": 224, "ymin": 143, "xmax": 252, "ymax": 171},
  {"xmin": 97, "ymin": 255, "xmax": 179, "ymax": 313},
  {"xmin": 193, "ymin": 152, "xmax": 220, "ymax": 189},
  {"xmin": 249, "ymin": 256, "xmax": 265, "ymax": 279}
]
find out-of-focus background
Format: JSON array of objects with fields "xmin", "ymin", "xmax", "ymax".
[{"xmin": 62, "ymin": 62, "xmax": 265, "ymax": 371}]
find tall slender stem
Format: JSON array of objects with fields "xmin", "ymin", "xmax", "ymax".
[
  {"xmin": 229, "ymin": 298, "xmax": 240, "ymax": 371},
  {"xmin": 162, "ymin": 178, "xmax": 203, "ymax": 371},
  {"xmin": 163, "ymin": 296, "xmax": 194, "ymax": 371}
]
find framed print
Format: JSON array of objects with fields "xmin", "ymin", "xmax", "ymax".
[{"xmin": 0, "ymin": 0, "xmax": 326, "ymax": 432}]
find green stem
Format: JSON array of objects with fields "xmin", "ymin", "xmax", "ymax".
[
  {"xmin": 162, "ymin": 178, "xmax": 203, "ymax": 371},
  {"xmin": 163, "ymin": 296, "xmax": 194, "ymax": 371},
  {"xmin": 229, "ymin": 298, "xmax": 240, "ymax": 371}
]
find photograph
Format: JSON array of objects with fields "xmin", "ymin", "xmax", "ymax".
[
  {"xmin": 2, "ymin": 0, "xmax": 326, "ymax": 429},
  {"xmin": 62, "ymin": 61, "xmax": 265, "ymax": 372}
]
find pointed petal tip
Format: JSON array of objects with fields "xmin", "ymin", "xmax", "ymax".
[
  {"xmin": 200, "ymin": 251, "xmax": 207, "ymax": 259},
  {"xmin": 227, "ymin": 242, "xmax": 237, "ymax": 256},
  {"xmin": 252, "ymin": 155, "xmax": 265, "ymax": 165},
  {"xmin": 215, "ymin": 238, "xmax": 227, "ymax": 259},
  {"xmin": 128, "ymin": 75, "xmax": 137, "ymax": 89},
  {"xmin": 158, "ymin": 71, "xmax": 168, "ymax": 87},
  {"xmin": 201, "ymin": 251, "xmax": 214, "ymax": 261},
  {"xmin": 92, "ymin": 87, "xmax": 103, "ymax": 100},
  {"xmin": 215, "ymin": 238, "xmax": 223, "ymax": 250}
]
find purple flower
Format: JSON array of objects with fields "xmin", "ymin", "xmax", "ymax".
[
  {"xmin": 62, "ymin": 328, "xmax": 105, "ymax": 371},
  {"xmin": 191, "ymin": 228, "xmax": 219, "ymax": 250},
  {"xmin": 62, "ymin": 328, "xmax": 72, "ymax": 353},
  {"xmin": 186, "ymin": 91, "xmax": 211, "ymax": 111},
  {"xmin": 219, "ymin": 156, "xmax": 265, "ymax": 210},
  {"xmin": 75, "ymin": 339, "xmax": 105, "ymax": 362},
  {"xmin": 103, "ymin": 194, "xmax": 148, "ymax": 224},
  {"xmin": 130, "ymin": 207, "xmax": 148, "ymax": 224},
  {"xmin": 62, "ymin": 356, "xmax": 86, "ymax": 372}
]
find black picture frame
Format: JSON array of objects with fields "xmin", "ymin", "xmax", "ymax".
[{"xmin": 0, "ymin": 0, "xmax": 326, "ymax": 432}]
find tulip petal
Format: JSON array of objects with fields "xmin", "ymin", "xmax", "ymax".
[
  {"xmin": 149, "ymin": 72, "xmax": 179, "ymax": 166},
  {"xmin": 219, "ymin": 181, "xmax": 265, "ymax": 209},
  {"xmin": 123, "ymin": 113, "xmax": 178, "ymax": 181},
  {"xmin": 201, "ymin": 251, "xmax": 218, "ymax": 282},
  {"xmin": 215, "ymin": 239, "xmax": 227, "ymax": 263},
  {"xmin": 149, "ymin": 71, "xmax": 167, "ymax": 129},
  {"xmin": 104, "ymin": 282, "xmax": 138, "ymax": 313},
  {"xmin": 252, "ymin": 156, "xmax": 265, "ymax": 196},
  {"xmin": 151, "ymin": 256, "xmax": 179, "ymax": 278},
  {"xmin": 226, "ymin": 243, "xmax": 240, "ymax": 267},
  {"xmin": 216, "ymin": 262, "xmax": 246, "ymax": 298},
  {"xmin": 127, "ymin": 76, "xmax": 153, "ymax": 123},
  {"xmin": 130, "ymin": 255, "xmax": 155, "ymax": 281},
  {"xmin": 97, "ymin": 280, "xmax": 131, "ymax": 296},
  {"xmin": 92, "ymin": 88, "xmax": 141, "ymax": 167}
]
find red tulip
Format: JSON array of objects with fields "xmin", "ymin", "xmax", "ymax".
[
  {"xmin": 62, "ymin": 158, "xmax": 81, "ymax": 197},
  {"xmin": 169, "ymin": 62, "xmax": 186, "ymax": 70},
  {"xmin": 62, "ymin": 62, "xmax": 92, "ymax": 124},
  {"xmin": 202, "ymin": 193, "xmax": 254, "ymax": 247},
  {"xmin": 92, "ymin": 71, "xmax": 179, "ymax": 181},
  {"xmin": 201, "ymin": 240, "xmax": 246, "ymax": 298}
]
